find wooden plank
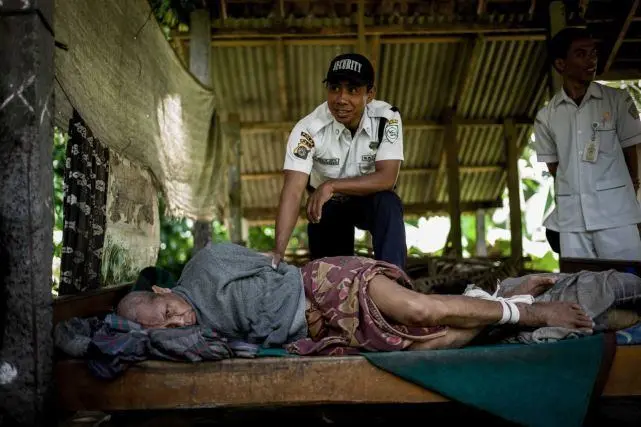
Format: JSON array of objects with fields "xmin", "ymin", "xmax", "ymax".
[
  {"xmin": 55, "ymin": 356, "xmax": 447, "ymax": 411},
  {"xmin": 602, "ymin": 346, "xmax": 641, "ymax": 397},
  {"xmin": 53, "ymin": 284, "xmax": 130, "ymax": 325},
  {"xmin": 54, "ymin": 344, "xmax": 641, "ymax": 411},
  {"xmin": 559, "ymin": 258, "xmax": 641, "ymax": 275}
]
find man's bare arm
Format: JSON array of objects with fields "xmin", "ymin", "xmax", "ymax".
[
  {"xmin": 325, "ymin": 160, "xmax": 401, "ymax": 196},
  {"xmin": 623, "ymin": 145, "xmax": 640, "ymax": 191},
  {"xmin": 546, "ymin": 162, "xmax": 558, "ymax": 179},
  {"xmin": 274, "ymin": 170, "xmax": 308, "ymax": 256}
]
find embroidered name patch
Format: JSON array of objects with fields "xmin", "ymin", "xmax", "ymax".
[{"xmin": 315, "ymin": 157, "xmax": 340, "ymax": 166}]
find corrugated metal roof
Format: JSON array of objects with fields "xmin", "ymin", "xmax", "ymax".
[{"xmin": 204, "ymin": 24, "xmax": 551, "ymax": 219}]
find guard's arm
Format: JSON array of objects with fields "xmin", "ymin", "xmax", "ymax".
[
  {"xmin": 616, "ymin": 93, "xmax": 641, "ymax": 191},
  {"xmin": 546, "ymin": 162, "xmax": 558, "ymax": 179},
  {"xmin": 323, "ymin": 160, "xmax": 400, "ymax": 195},
  {"xmin": 623, "ymin": 145, "xmax": 639, "ymax": 191},
  {"xmin": 274, "ymin": 170, "xmax": 308, "ymax": 257}
]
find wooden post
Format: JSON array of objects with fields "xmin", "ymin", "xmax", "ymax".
[
  {"xmin": 475, "ymin": 209, "xmax": 488, "ymax": 257},
  {"xmin": 357, "ymin": 0, "xmax": 366, "ymax": 54},
  {"xmin": 444, "ymin": 109, "xmax": 462, "ymax": 258},
  {"xmin": 189, "ymin": 8, "xmax": 214, "ymax": 251},
  {"xmin": 0, "ymin": 1, "xmax": 54, "ymax": 424},
  {"xmin": 227, "ymin": 113, "xmax": 243, "ymax": 245},
  {"xmin": 548, "ymin": 1, "xmax": 566, "ymax": 95},
  {"xmin": 504, "ymin": 119, "xmax": 523, "ymax": 268}
]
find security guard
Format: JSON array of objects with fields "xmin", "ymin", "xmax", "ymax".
[
  {"xmin": 532, "ymin": 27, "xmax": 641, "ymax": 260},
  {"xmin": 271, "ymin": 53, "xmax": 407, "ymax": 269}
]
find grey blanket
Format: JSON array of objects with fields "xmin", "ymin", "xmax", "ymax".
[
  {"xmin": 498, "ymin": 269, "xmax": 641, "ymax": 343},
  {"xmin": 172, "ymin": 242, "xmax": 308, "ymax": 347}
]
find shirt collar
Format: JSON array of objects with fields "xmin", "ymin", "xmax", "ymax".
[
  {"xmin": 554, "ymin": 81, "xmax": 603, "ymax": 107},
  {"xmin": 326, "ymin": 104, "xmax": 372, "ymax": 138}
]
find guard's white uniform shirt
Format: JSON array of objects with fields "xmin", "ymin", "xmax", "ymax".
[
  {"xmin": 283, "ymin": 100, "xmax": 403, "ymax": 188},
  {"xmin": 532, "ymin": 82, "xmax": 641, "ymax": 232}
]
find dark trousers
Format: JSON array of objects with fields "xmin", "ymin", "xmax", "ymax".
[{"xmin": 307, "ymin": 190, "xmax": 407, "ymax": 270}]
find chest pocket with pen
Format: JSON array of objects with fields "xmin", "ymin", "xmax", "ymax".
[{"xmin": 596, "ymin": 126, "xmax": 617, "ymax": 154}]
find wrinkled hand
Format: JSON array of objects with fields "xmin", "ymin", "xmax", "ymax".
[{"xmin": 306, "ymin": 183, "xmax": 333, "ymax": 223}]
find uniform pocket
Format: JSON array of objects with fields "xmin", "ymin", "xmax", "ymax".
[
  {"xmin": 358, "ymin": 161, "xmax": 375, "ymax": 175},
  {"xmin": 597, "ymin": 128, "xmax": 616, "ymax": 153}
]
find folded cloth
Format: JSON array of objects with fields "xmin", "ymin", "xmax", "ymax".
[{"xmin": 54, "ymin": 314, "xmax": 258, "ymax": 380}]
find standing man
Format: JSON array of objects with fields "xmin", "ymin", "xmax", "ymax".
[
  {"xmin": 271, "ymin": 53, "xmax": 407, "ymax": 269},
  {"xmin": 532, "ymin": 27, "xmax": 641, "ymax": 260}
]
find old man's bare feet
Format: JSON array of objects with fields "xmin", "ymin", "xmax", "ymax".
[
  {"xmin": 518, "ymin": 301, "xmax": 593, "ymax": 331},
  {"xmin": 502, "ymin": 275, "xmax": 557, "ymax": 299}
]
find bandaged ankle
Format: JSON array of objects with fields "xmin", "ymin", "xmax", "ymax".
[{"xmin": 497, "ymin": 300, "xmax": 520, "ymax": 325}]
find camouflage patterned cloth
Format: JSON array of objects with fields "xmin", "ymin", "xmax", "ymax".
[{"xmin": 285, "ymin": 256, "xmax": 447, "ymax": 356}]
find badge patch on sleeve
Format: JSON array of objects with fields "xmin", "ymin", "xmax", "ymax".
[
  {"xmin": 384, "ymin": 121, "xmax": 399, "ymax": 143},
  {"xmin": 293, "ymin": 131, "xmax": 314, "ymax": 159},
  {"xmin": 293, "ymin": 144, "xmax": 309, "ymax": 159},
  {"xmin": 629, "ymin": 103, "xmax": 640, "ymax": 120}
]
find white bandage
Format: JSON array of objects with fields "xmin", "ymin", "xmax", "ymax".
[
  {"xmin": 463, "ymin": 284, "xmax": 531, "ymax": 325},
  {"xmin": 497, "ymin": 300, "xmax": 520, "ymax": 325}
]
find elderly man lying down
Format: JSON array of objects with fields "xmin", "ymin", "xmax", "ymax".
[{"xmin": 115, "ymin": 242, "xmax": 600, "ymax": 355}]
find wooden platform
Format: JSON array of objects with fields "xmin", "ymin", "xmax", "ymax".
[
  {"xmin": 53, "ymin": 272, "xmax": 641, "ymax": 413},
  {"xmin": 56, "ymin": 344, "xmax": 641, "ymax": 411}
]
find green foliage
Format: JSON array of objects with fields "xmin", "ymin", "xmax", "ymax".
[
  {"xmin": 52, "ymin": 128, "xmax": 68, "ymax": 260},
  {"xmin": 149, "ymin": 0, "xmax": 194, "ymax": 37}
]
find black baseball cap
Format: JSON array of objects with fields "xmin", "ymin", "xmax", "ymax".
[{"xmin": 323, "ymin": 53, "xmax": 375, "ymax": 87}]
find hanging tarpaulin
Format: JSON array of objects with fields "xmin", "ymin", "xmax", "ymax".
[{"xmin": 54, "ymin": 0, "xmax": 228, "ymax": 220}]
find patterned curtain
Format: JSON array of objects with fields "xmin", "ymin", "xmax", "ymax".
[{"xmin": 59, "ymin": 110, "xmax": 110, "ymax": 295}]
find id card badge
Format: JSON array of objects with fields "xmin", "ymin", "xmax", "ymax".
[
  {"xmin": 583, "ymin": 140, "xmax": 599, "ymax": 163},
  {"xmin": 583, "ymin": 122, "xmax": 600, "ymax": 163}
]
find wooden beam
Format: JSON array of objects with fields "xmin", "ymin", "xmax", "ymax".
[
  {"xmin": 599, "ymin": 68, "xmax": 641, "ymax": 81},
  {"xmin": 242, "ymin": 200, "xmax": 504, "ymax": 222},
  {"xmin": 174, "ymin": 22, "xmax": 546, "ymax": 42},
  {"xmin": 504, "ymin": 118, "xmax": 522, "ymax": 267},
  {"xmin": 357, "ymin": 0, "xmax": 366, "ymax": 54},
  {"xmin": 276, "ymin": 38, "xmax": 289, "ymax": 121},
  {"xmin": 227, "ymin": 113, "xmax": 243, "ymax": 245},
  {"xmin": 475, "ymin": 209, "xmax": 488, "ymax": 257},
  {"xmin": 444, "ymin": 109, "xmax": 462, "ymax": 258},
  {"xmin": 477, "ymin": 0, "xmax": 487, "ymax": 16},
  {"xmin": 603, "ymin": 0, "xmax": 640, "ymax": 74},
  {"xmin": 239, "ymin": 117, "xmax": 533, "ymax": 134},
  {"xmin": 241, "ymin": 165, "xmax": 504, "ymax": 181},
  {"xmin": 449, "ymin": 35, "xmax": 484, "ymax": 109},
  {"xmin": 190, "ymin": 9, "xmax": 214, "ymax": 251},
  {"xmin": 369, "ymin": 34, "xmax": 381, "ymax": 78},
  {"xmin": 204, "ymin": 33, "xmax": 544, "ymax": 48},
  {"xmin": 548, "ymin": 1, "xmax": 566, "ymax": 95}
]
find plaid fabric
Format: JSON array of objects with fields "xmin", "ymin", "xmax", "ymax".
[{"xmin": 55, "ymin": 314, "xmax": 258, "ymax": 380}]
